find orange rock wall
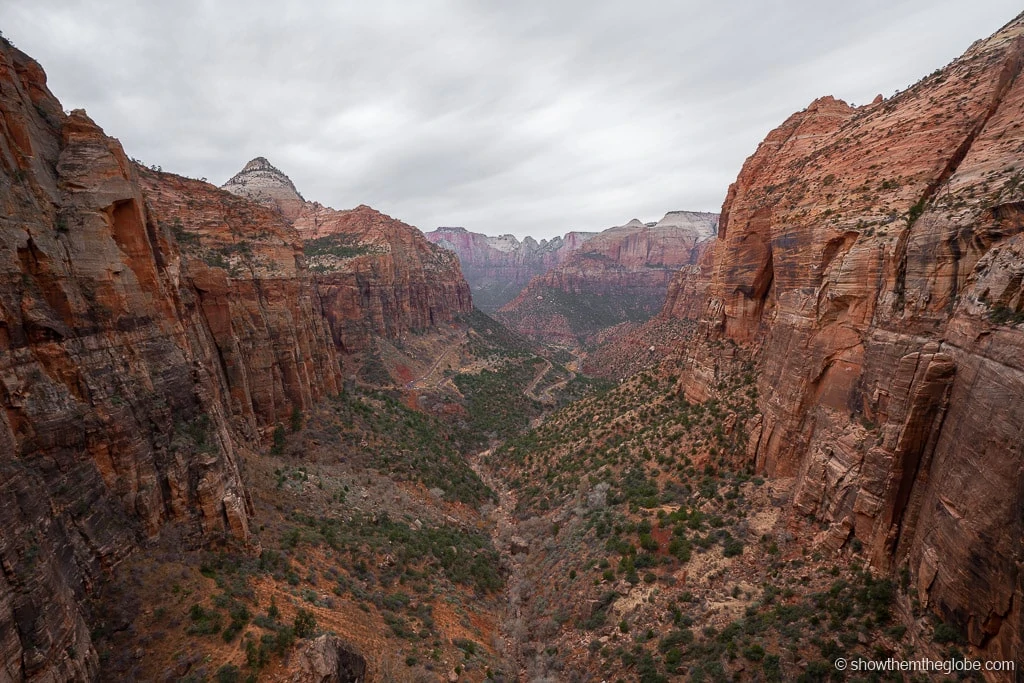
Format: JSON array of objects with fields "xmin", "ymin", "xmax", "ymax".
[
  {"xmin": 295, "ymin": 204, "xmax": 472, "ymax": 353},
  {"xmin": 0, "ymin": 39, "xmax": 341, "ymax": 680},
  {"xmin": 671, "ymin": 16, "xmax": 1024, "ymax": 660}
]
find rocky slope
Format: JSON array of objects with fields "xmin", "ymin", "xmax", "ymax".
[
  {"xmin": 664, "ymin": 13, "xmax": 1024, "ymax": 662},
  {"xmin": 223, "ymin": 161, "xmax": 473, "ymax": 353},
  {"xmin": 424, "ymin": 226, "xmax": 595, "ymax": 311},
  {"xmin": 496, "ymin": 211, "xmax": 718, "ymax": 345},
  {"xmin": 0, "ymin": 38, "xmax": 345, "ymax": 681}
]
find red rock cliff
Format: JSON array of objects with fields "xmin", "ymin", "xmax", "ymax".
[
  {"xmin": 294, "ymin": 203, "xmax": 473, "ymax": 353},
  {"xmin": 673, "ymin": 14, "xmax": 1024, "ymax": 662},
  {"xmin": 497, "ymin": 212, "xmax": 718, "ymax": 345},
  {"xmin": 138, "ymin": 168, "xmax": 342, "ymax": 431},
  {"xmin": 222, "ymin": 161, "xmax": 474, "ymax": 354},
  {"xmin": 0, "ymin": 40, "xmax": 341, "ymax": 681},
  {"xmin": 423, "ymin": 226, "xmax": 596, "ymax": 311}
]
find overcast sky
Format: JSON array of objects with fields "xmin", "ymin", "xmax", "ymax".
[{"xmin": 3, "ymin": 2, "xmax": 1020, "ymax": 239}]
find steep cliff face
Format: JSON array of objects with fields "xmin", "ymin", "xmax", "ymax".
[
  {"xmin": 672, "ymin": 14, "xmax": 1024, "ymax": 660},
  {"xmin": 496, "ymin": 212, "xmax": 718, "ymax": 345},
  {"xmin": 222, "ymin": 161, "xmax": 474, "ymax": 354},
  {"xmin": 0, "ymin": 40, "xmax": 343, "ymax": 681},
  {"xmin": 138, "ymin": 168, "xmax": 343, "ymax": 431},
  {"xmin": 423, "ymin": 226, "xmax": 596, "ymax": 311},
  {"xmin": 661, "ymin": 236, "xmax": 717, "ymax": 321},
  {"xmin": 294, "ymin": 204, "xmax": 473, "ymax": 353}
]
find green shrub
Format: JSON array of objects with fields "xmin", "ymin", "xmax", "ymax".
[
  {"xmin": 271, "ymin": 425, "xmax": 286, "ymax": 455},
  {"xmin": 294, "ymin": 609, "xmax": 317, "ymax": 638},
  {"xmin": 933, "ymin": 622, "xmax": 963, "ymax": 644},
  {"xmin": 215, "ymin": 663, "xmax": 241, "ymax": 683}
]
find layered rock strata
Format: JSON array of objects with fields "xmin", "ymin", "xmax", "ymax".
[
  {"xmin": 223, "ymin": 162, "xmax": 474, "ymax": 353},
  {"xmin": 293, "ymin": 204, "xmax": 472, "ymax": 353},
  {"xmin": 669, "ymin": 14, "xmax": 1024, "ymax": 661},
  {"xmin": 497, "ymin": 211, "xmax": 718, "ymax": 345},
  {"xmin": 138, "ymin": 168, "xmax": 343, "ymax": 431},
  {"xmin": 0, "ymin": 40, "xmax": 342, "ymax": 681},
  {"xmin": 220, "ymin": 156, "xmax": 306, "ymax": 221},
  {"xmin": 424, "ymin": 226, "xmax": 596, "ymax": 311}
]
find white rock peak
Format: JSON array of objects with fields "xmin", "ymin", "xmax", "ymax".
[
  {"xmin": 654, "ymin": 210, "xmax": 719, "ymax": 240},
  {"xmin": 221, "ymin": 157, "xmax": 306, "ymax": 218}
]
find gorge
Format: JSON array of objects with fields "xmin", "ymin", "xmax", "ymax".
[{"xmin": 1, "ymin": 10, "xmax": 1023, "ymax": 682}]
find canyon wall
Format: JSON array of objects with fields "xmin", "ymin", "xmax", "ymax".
[
  {"xmin": 294, "ymin": 204, "xmax": 473, "ymax": 353},
  {"xmin": 670, "ymin": 14, "xmax": 1024, "ymax": 661},
  {"xmin": 0, "ymin": 40, "xmax": 343, "ymax": 680},
  {"xmin": 223, "ymin": 162, "xmax": 474, "ymax": 354},
  {"xmin": 497, "ymin": 211, "xmax": 717, "ymax": 345},
  {"xmin": 138, "ymin": 168, "xmax": 343, "ymax": 430},
  {"xmin": 424, "ymin": 226, "xmax": 595, "ymax": 311}
]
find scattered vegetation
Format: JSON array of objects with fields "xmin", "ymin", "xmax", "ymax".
[
  {"xmin": 310, "ymin": 387, "xmax": 495, "ymax": 505},
  {"xmin": 303, "ymin": 234, "xmax": 376, "ymax": 260},
  {"xmin": 454, "ymin": 361, "xmax": 544, "ymax": 444}
]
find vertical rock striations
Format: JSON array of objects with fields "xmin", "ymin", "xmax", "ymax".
[
  {"xmin": 0, "ymin": 39, "xmax": 342, "ymax": 681},
  {"xmin": 670, "ymin": 14, "xmax": 1024, "ymax": 661},
  {"xmin": 293, "ymin": 204, "xmax": 472, "ymax": 353},
  {"xmin": 138, "ymin": 168, "xmax": 343, "ymax": 432},
  {"xmin": 222, "ymin": 162, "xmax": 474, "ymax": 354}
]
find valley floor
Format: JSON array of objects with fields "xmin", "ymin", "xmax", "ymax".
[{"xmin": 89, "ymin": 315, "xmax": 995, "ymax": 682}]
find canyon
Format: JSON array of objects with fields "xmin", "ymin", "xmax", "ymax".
[
  {"xmin": 423, "ymin": 227, "xmax": 596, "ymax": 312},
  {"xmin": 494, "ymin": 211, "xmax": 718, "ymax": 346},
  {"xmin": 0, "ymin": 9, "xmax": 1023, "ymax": 683},
  {"xmin": 0, "ymin": 35, "xmax": 472, "ymax": 680},
  {"xmin": 587, "ymin": 10, "xmax": 1024, "ymax": 666}
]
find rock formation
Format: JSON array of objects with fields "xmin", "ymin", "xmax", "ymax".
[
  {"xmin": 666, "ymin": 13, "xmax": 1024, "ymax": 662},
  {"xmin": 223, "ymin": 164, "xmax": 474, "ymax": 353},
  {"xmin": 290, "ymin": 634, "xmax": 366, "ymax": 683},
  {"xmin": 423, "ymin": 226, "xmax": 596, "ymax": 311},
  {"xmin": 496, "ymin": 211, "xmax": 718, "ymax": 345},
  {"xmin": 138, "ymin": 167, "xmax": 343, "ymax": 431},
  {"xmin": 0, "ymin": 38, "xmax": 343, "ymax": 680},
  {"xmin": 220, "ymin": 156, "xmax": 306, "ymax": 221}
]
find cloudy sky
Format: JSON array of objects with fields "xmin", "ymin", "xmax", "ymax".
[{"xmin": 3, "ymin": 1, "xmax": 1020, "ymax": 238}]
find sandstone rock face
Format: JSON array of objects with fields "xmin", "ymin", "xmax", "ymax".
[
  {"xmin": 220, "ymin": 156, "xmax": 306, "ymax": 221},
  {"xmin": 671, "ymin": 14, "xmax": 1024, "ymax": 661},
  {"xmin": 0, "ymin": 40, "xmax": 341, "ymax": 681},
  {"xmin": 661, "ymin": 237, "xmax": 717, "ymax": 321},
  {"xmin": 423, "ymin": 226, "xmax": 596, "ymax": 311},
  {"xmin": 138, "ymin": 168, "xmax": 343, "ymax": 431},
  {"xmin": 222, "ymin": 162, "xmax": 474, "ymax": 354},
  {"xmin": 496, "ymin": 212, "xmax": 718, "ymax": 345},
  {"xmin": 294, "ymin": 204, "xmax": 473, "ymax": 353},
  {"xmin": 290, "ymin": 634, "xmax": 367, "ymax": 683}
]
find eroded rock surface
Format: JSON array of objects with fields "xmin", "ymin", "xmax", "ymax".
[
  {"xmin": 424, "ymin": 226, "xmax": 596, "ymax": 311},
  {"xmin": 294, "ymin": 204, "xmax": 473, "ymax": 353},
  {"xmin": 222, "ymin": 162, "xmax": 474, "ymax": 353},
  {"xmin": 0, "ymin": 40, "xmax": 341, "ymax": 681},
  {"xmin": 220, "ymin": 156, "xmax": 306, "ymax": 221},
  {"xmin": 667, "ymin": 13, "xmax": 1024, "ymax": 661},
  {"xmin": 291, "ymin": 635, "xmax": 366, "ymax": 683},
  {"xmin": 497, "ymin": 211, "xmax": 718, "ymax": 345}
]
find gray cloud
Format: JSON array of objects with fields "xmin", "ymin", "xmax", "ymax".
[{"xmin": 2, "ymin": 0, "xmax": 1020, "ymax": 238}]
